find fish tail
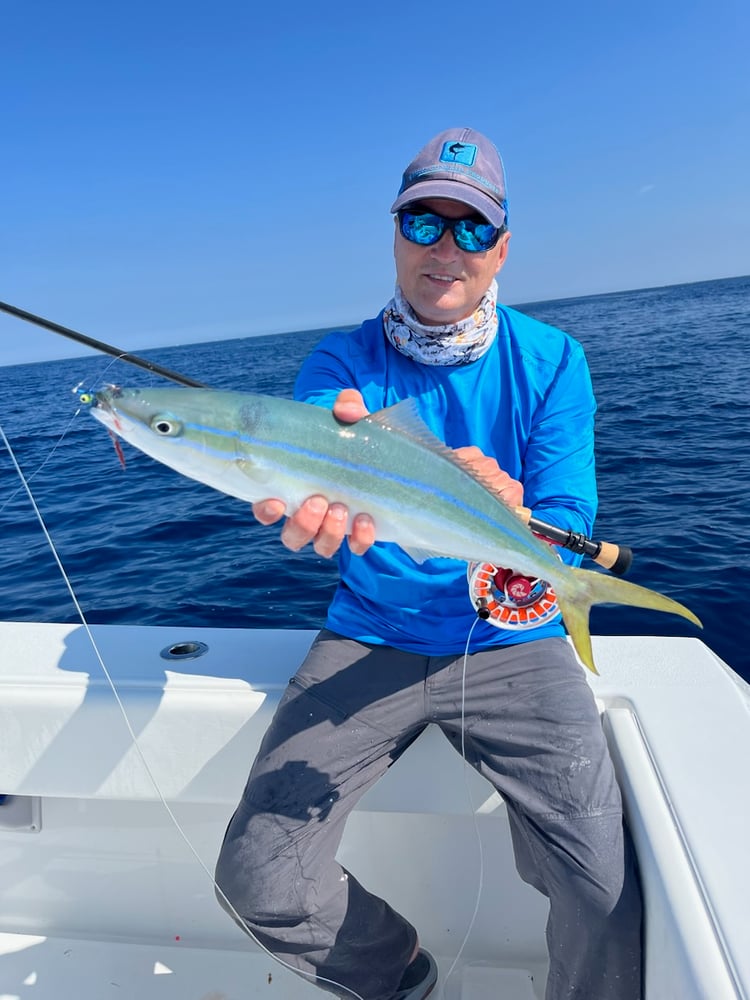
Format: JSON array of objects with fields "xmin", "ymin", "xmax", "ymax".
[{"xmin": 555, "ymin": 566, "xmax": 703, "ymax": 675}]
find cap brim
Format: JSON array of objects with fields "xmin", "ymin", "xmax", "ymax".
[{"xmin": 390, "ymin": 179, "xmax": 507, "ymax": 228}]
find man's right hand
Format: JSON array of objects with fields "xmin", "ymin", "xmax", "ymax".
[{"xmin": 252, "ymin": 389, "xmax": 376, "ymax": 558}]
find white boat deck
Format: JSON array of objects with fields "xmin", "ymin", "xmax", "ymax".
[
  {"xmin": 0, "ymin": 932, "xmax": 544, "ymax": 999},
  {"xmin": 1, "ymin": 623, "xmax": 749, "ymax": 999}
]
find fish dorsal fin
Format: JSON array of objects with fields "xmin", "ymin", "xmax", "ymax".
[
  {"xmin": 366, "ymin": 399, "xmax": 454, "ymax": 455},
  {"xmin": 366, "ymin": 400, "xmax": 510, "ymax": 500}
]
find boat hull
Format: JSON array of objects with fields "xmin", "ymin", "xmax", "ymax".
[{"xmin": 1, "ymin": 623, "xmax": 748, "ymax": 999}]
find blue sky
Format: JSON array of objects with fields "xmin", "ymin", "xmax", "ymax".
[{"xmin": 2, "ymin": 0, "xmax": 748, "ymax": 365}]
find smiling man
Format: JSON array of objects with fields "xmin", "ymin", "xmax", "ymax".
[
  {"xmin": 393, "ymin": 196, "xmax": 510, "ymax": 326},
  {"xmin": 215, "ymin": 128, "xmax": 643, "ymax": 1000}
]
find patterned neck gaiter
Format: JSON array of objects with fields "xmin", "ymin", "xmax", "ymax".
[{"xmin": 383, "ymin": 280, "xmax": 498, "ymax": 366}]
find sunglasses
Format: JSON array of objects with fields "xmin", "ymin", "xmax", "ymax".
[{"xmin": 397, "ymin": 207, "xmax": 503, "ymax": 253}]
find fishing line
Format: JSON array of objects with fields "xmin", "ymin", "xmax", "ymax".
[
  {"xmin": 5, "ymin": 402, "xmax": 484, "ymax": 997},
  {"xmin": 0, "ymin": 354, "xmax": 131, "ymax": 515},
  {"xmin": 2, "ymin": 299, "xmax": 638, "ymax": 993},
  {"xmin": 0, "ymin": 421, "xmax": 366, "ymax": 1000},
  {"xmin": 0, "ymin": 410, "xmax": 81, "ymax": 515},
  {"xmin": 3, "ymin": 404, "xmax": 506, "ymax": 995},
  {"xmin": 442, "ymin": 616, "xmax": 486, "ymax": 989}
]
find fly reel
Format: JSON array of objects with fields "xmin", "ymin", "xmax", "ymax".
[{"xmin": 467, "ymin": 560, "xmax": 560, "ymax": 630}]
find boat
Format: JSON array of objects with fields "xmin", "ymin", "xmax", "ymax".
[{"xmin": 1, "ymin": 621, "xmax": 748, "ymax": 999}]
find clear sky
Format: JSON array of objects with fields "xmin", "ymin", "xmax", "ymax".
[{"xmin": 2, "ymin": 0, "xmax": 748, "ymax": 366}]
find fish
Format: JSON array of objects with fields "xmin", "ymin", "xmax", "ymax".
[{"xmin": 86, "ymin": 386, "xmax": 702, "ymax": 674}]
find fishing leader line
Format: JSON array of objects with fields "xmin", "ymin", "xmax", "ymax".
[
  {"xmin": 0, "ymin": 420, "xmax": 368, "ymax": 1000},
  {"xmin": 1, "ymin": 354, "xmax": 493, "ymax": 994},
  {"xmin": 0, "ymin": 354, "xmax": 136, "ymax": 516},
  {"xmin": 0, "ymin": 290, "xmax": 500, "ymax": 1000},
  {"xmin": 0, "ymin": 412, "xmax": 497, "ymax": 998},
  {"xmin": 3, "ymin": 414, "xmax": 492, "ymax": 997},
  {"xmin": 0, "ymin": 410, "xmax": 80, "ymax": 516}
]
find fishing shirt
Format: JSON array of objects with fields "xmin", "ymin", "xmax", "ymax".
[{"xmin": 293, "ymin": 304, "xmax": 598, "ymax": 655}]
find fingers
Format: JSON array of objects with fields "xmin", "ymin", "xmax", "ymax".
[
  {"xmin": 455, "ymin": 445, "xmax": 483, "ymax": 459},
  {"xmin": 278, "ymin": 496, "xmax": 333, "ymax": 552},
  {"xmin": 253, "ymin": 390, "xmax": 373, "ymax": 557},
  {"xmin": 496, "ymin": 478, "xmax": 524, "ymax": 508},
  {"xmin": 333, "ymin": 388, "xmax": 369, "ymax": 423},
  {"xmin": 453, "ymin": 445, "xmax": 524, "ymax": 508},
  {"xmin": 252, "ymin": 499, "xmax": 287, "ymax": 524},
  {"xmin": 348, "ymin": 513, "xmax": 375, "ymax": 555},
  {"xmin": 264, "ymin": 495, "xmax": 374, "ymax": 558}
]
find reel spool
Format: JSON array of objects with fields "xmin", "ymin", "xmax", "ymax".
[{"xmin": 467, "ymin": 561, "xmax": 560, "ymax": 630}]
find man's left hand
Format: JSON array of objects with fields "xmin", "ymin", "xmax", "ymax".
[{"xmin": 453, "ymin": 446, "xmax": 524, "ymax": 508}]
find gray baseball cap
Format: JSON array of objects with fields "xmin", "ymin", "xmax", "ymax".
[{"xmin": 390, "ymin": 127, "xmax": 509, "ymax": 228}]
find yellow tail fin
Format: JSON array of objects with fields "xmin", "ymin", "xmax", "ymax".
[{"xmin": 556, "ymin": 567, "xmax": 702, "ymax": 675}]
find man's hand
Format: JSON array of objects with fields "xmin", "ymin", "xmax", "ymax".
[
  {"xmin": 252, "ymin": 389, "xmax": 376, "ymax": 558},
  {"xmin": 253, "ymin": 394, "xmax": 522, "ymax": 556},
  {"xmin": 453, "ymin": 445, "xmax": 524, "ymax": 508}
]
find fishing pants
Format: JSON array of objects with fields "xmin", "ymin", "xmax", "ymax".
[{"xmin": 215, "ymin": 631, "xmax": 642, "ymax": 1000}]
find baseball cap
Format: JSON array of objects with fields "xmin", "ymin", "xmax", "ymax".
[{"xmin": 390, "ymin": 127, "xmax": 508, "ymax": 229}]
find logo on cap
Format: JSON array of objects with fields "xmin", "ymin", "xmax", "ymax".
[{"xmin": 439, "ymin": 141, "xmax": 477, "ymax": 167}]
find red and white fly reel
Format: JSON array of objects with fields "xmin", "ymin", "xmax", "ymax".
[{"xmin": 467, "ymin": 560, "xmax": 560, "ymax": 630}]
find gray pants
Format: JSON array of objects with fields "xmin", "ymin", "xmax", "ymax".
[{"xmin": 215, "ymin": 631, "xmax": 642, "ymax": 1000}]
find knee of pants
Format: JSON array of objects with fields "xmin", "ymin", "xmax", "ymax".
[
  {"xmin": 214, "ymin": 814, "xmax": 317, "ymax": 927},
  {"xmin": 551, "ymin": 818, "xmax": 640, "ymax": 920},
  {"xmin": 513, "ymin": 808, "xmax": 637, "ymax": 919}
]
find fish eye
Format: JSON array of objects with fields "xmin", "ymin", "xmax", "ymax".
[
  {"xmin": 78, "ymin": 393, "xmax": 93, "ymax": 405},
  {"xmin": 150, "ymin": 415, "xmax": 183, "ymax": 437}
]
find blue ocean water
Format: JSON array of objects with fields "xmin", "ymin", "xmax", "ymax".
[{"xmin": 1, "ymin": 275, "xmax": 748, "ymax": 679}]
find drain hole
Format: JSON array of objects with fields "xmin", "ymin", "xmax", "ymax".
[{"xmin": 160, "ymin": 640, "xmax": 209, "ymax": 660}]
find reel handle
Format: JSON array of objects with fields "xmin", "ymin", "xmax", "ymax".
[{"xmin": 513, "ymin": 507, "xmax": 633, "ymax": 576}]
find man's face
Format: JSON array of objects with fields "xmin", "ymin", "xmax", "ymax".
[{"xmin": 393, "ymin": 198, "xmax": 510, "ymax": 326}]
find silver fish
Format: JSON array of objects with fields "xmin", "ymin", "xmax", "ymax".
[{"xmin": 88, "ymin": 387, "xmax": 701, "ymax": 673}]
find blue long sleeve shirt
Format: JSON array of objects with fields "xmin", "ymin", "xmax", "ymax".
[{"xmin": 294, "ymin": 304, "xmax": 598, "ymax": 655}]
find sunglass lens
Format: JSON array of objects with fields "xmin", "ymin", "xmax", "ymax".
[
  {"xmin": 400, "ymin": 212, "xmax": 444, "ymax": 246},
  {"xmin": 399, "ymin": 210, "xmax": 499, "ymax": 252},
  {"xmin": 454, "ymin": 220, "xmax": 499, "ymax": 252}
]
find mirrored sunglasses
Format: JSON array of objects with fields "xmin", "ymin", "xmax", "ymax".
[{"xmin": 397, "ymin": 208, "xmax": 502, "ymax": 253}]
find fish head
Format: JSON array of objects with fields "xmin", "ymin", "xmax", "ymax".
[
  {"xmin": 88, "ymin": 386, "xmax": 187, "ymax": 450},
  {"xmin": 83, "ymin": 386, "xmax": 284, "ymax": 503}
]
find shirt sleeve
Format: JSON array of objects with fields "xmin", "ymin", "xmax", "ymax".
[
  {"xmin": 521, "ymin": 342, "xmax": 598, "ymax": 565},
  {"xmin": 293, "ymin": 332, "xmax": 359, "ymax": 409}
]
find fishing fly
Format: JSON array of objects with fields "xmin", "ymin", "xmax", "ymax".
[{"xmin": 79, "ymin": 384, "xmax": 129, "ymax": 467}]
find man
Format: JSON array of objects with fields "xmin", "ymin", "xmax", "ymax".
[{"xmin": 215, "ymin": 128, "xmax": 642, "ymax": 1000}]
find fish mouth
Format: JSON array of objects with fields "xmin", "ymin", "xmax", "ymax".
[{"xmin": 89, "ymin": 387, "xmax": 132, "ymax": 435}]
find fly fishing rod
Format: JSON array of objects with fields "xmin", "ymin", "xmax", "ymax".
[
  {"xmin": 0, "ymin": 298, "xmax": 632, "ymax": 575},
  {"xmin": 516, "ymin": 506, "xmax": 632, "ymax": 575},
  {"xmin": 0, "ymin": 300, "xmax": 208, "ymax": 388}
]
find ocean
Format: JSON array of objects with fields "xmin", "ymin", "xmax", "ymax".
[{"xmin": 1, "ymin": 275, "xmax": 748, "ymax": 680}]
